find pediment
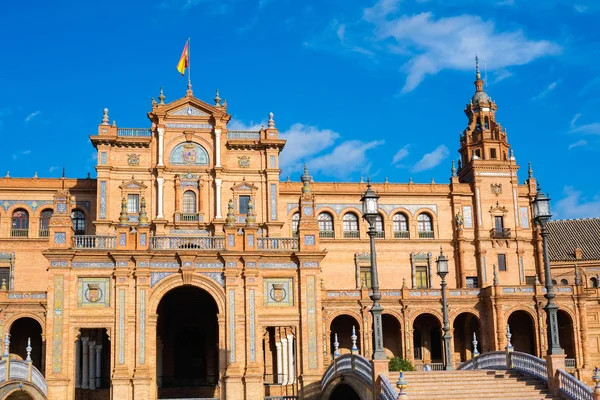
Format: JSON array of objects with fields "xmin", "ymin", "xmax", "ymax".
[
  {"xmin": 119, "ymin": 179, "xmax": 147, "ymax": 190},
  {"xmin": 231, "ymin": 180, "xmax": 258, "ymax": 191},
  {"xmin": 170, "ymin": 105, "xmax": 210, "ymax": 117}
]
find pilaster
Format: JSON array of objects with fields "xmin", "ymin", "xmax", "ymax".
[
  {"xmin": 223, "ymin": 257, "xmax": 244, "ymax": 400},
  {"xmin": 112, "ymin": 262, "xmax": 133, "ymax": 399},
  {"xmin": 132, "ymin": 258, "xmax": 152, "ymax": 399}
]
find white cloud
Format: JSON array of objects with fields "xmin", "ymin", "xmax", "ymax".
[
  {"xmin": 358, "ymin": 2, "xmax": 561, "ymax": 93},
  {"xmin": 532, "ymin": 81, "xmax": 558, "ymax": 100},
  {"xmin": 159, "ymin": 0, "xmax": 233, "ymax": 13},
  {"xmin": 570, "ymin": 123, "xmax": 600, "ymax": 135},
  {"xmin": 491, "ymin": 69, "xmax": 513, "ymax": 84},
  {"xmin": 568, "ymin": 139, "xmax": 587, "ymax": 150},
  {"xmin": 309, "ymin": 139, "xmax": 384, "ymax": 179},
  {"xmin": 412, "ymin": 145, "xmax": 449, "ymax": 172},
  {"xmin": 392, "ymin": 145, "xmax": 410, "ymax": 165},
  {"xmin": 279, "ymin": 123, "xmax": 340, "ymax": 171},
  {"xmin": 554, "ymin": 186, "xmax": 600, "ymax": 219},
  {"xmin": 22, "ymin": 150, "xmax": 31, "ymax": 155},
  {"xmin": 12, "ymin": 149, "xmax": 31, "ymax": 160},
  {"xmin": 570, "ymin": 113, "xmax": 581, "ymax": 128},
  {"xmin": 49, "ymin": 166, "xmax": 60, "ymax": 173},
  {"xmin": 25, "ymin": 111, "xmax": 40, "ymax": 122},
  {"xmin": 228, "ymin": 118, "xmax": 265, "ymax": 131},
  {"xmin": 574, "ymin": 4, "xmax": 588, "ymax": 13}
]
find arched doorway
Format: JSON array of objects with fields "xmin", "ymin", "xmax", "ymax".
[
  {"xmin": 557, "ymin": 310, "xmax": 576, "ymax": 361},
  {"xmin": 9, "ymin": 317, "xmax": 43, "ymax": 374},
  {"xmin": 382, "ymin": 314, "xmax": 402, "ymax": 358},
  {"xmin": 507, "ymin": 311, "xmax": 536, "ymax": 355},
  {"xmin": 413, "ymin": 313, "xmax": 442, "ymax": 365},
  {"xmin": 453, "ymin": 312, "xmax": 481, "ymax": 363},
  {"xmin": 329, "ymin": 383, "xmax": 361, "ymax": 400},
  {"xmin": 157, "ymin": 286, "xmax": 219, "ymax": 399},
  {"xmin": 330, "ymin": 315, "xmax": 361, "ymax": 357}
]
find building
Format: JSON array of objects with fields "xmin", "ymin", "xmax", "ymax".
[{"xmin": 0, "ymin": 65, "xmax": 599, "ymax": 400}]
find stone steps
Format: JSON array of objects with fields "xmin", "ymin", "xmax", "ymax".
[{"xmin": 382, "ymin": 370, "xmax": 562, "ymax": 400}]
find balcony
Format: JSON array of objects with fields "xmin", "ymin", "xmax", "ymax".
[
  {"xmin": 256, "ymin": 237, "xmax": 299, "ymax": 251},
  {"xmin": 490, "ymin": 228, "xmax": 511, "ymax": 239},
  {"xmin": 73, "ymin": 235, "xmax": 116, "ymax": 249},
  {"xmin": 227, "ymin": 130, "xmax": 261, "ymax": 140},
  {"xmin": 394, "ymin": 231, "xmax": 409, "ymax": 239},
  {"xmin": 319, "ymin": 230, "xmax": 335, "ymax": 239},
  {"xmin": 116, "ymin": 128, "xmax": 152, "ymax": 137},
  {"xmin": 373, "ymin": 231, "xmax": 385, "ymax": 239},
  {"xmin": 10, "ymin": 229, "xmax": 28, "ymax": 238},
  {"xmin": 418, "ymin": 231, "xmax": 434, "ymax": 239},
  {"xmin": 151, "ymin": 236, "xmax": 225, "ymax": 250},
  {"xmin": 179, "ymin": 213, "xmax": 199, "ymax": 222},
  {"xmin": 343, "ymin": 231, "xmax": 360, "ymax": 239},
  {"xmin": 39, "ymin": 229, "xmax": 50, "ymax": 237}
]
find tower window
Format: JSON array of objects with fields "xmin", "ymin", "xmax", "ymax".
[
  {"xmin": 484, "ymin": 116, "xmax": 489, "ymax": 129},
  {"xmin": 127, "ymin": 194, "xmax": 139, "ymax": 213},
  {"xmin": 239, "ymin": 195, "xmax": 251, "ymax": 214},
  {"xmin": 183, "ymin": 191, "xmax": 197, "ymax": 214},
  {"xmin": 490, "ymin": 148, "xmax": 497, "ymax": 159},
  {"xmin": 476, "ymin": 117, "xmax": 481, "ymax": 130}
]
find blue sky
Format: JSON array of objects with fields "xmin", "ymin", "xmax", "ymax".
[{"xmin": 0, "ymin": 0, "xmax": 599, "ymax": 219}]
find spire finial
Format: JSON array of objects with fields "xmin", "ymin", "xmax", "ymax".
[
  {"xmin": 26, "ymin": 337, "xmax": 32, "ymax": 362},
  {"xmin": 451, "ymin": 160, "xmax": 457, "ymax": 177},
  {"xmin": 301, "ymin": 164, "xmax": 312, "ymax": 194},
  {"xmin": 475, "ymin": 54, "xmax": 480, "ymax": 79},
  {"xmin": 351, "ymin": 326, "xmax": 358, "ymax": 353},
  {"xmin": 268, "ymin": 112, "xmax": 275, "ymax": 128},
  {"xmin": 3, "ymin": 332, "xmax": 10, "ymax": 358},
  {"xmin": 214, "ymin": 89, "xmax": 221, "ymax": 107},
  {"xmin": 333, "ymin": 333, "xmax": 340, "ymax": 358},
  {"xmin": 158, "ymin": 87, "xmax": 165, "ymax": 105},
  {"xmin": 225, "ymin": 199, "xmax": 235, "ymax": 226},
  {"xmin": 101, "ymin": 108, "xmax": 109, "ymax": 125},
  {"xmin": 528, "ymin": 162, "xmax": 533, "ymax": 180}
]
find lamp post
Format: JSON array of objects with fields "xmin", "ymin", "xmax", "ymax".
[
  {"xmin": 436, "ymin": 248, "xmax": 453, "ymax": 370},
  {"xmin": 361, "ymin": 181, "xmax": 386, "ymax": 360},
  {"xmin": 532, "ymin": 186, "xmax": 563, "ymax": 355}
]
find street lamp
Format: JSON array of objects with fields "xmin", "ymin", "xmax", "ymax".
[
  {"xmin": 436, "ymin": 248, "xmax": 453, "ymax": 370},
  {"xmin": 532, "ymin": 185, "xmax": 563, "ymax": 355},
  {"xmin": 361, "ymin": 180, "xmax": 386, "ymax": 360}
]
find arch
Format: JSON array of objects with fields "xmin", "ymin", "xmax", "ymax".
[
  {"xmin": 182, "ymin": 190, "xmax": 197, "ymax": 214},
  {"xmin": 8, "ymin": 317, "xmax": 44, "ymax": 375},
  {"xmin": 484, "ymin": 116, "xmax": 490, "ymax": 129},
  {"xmin": 417, "ymin": 213, "xmax": 433, "ymax": 233},
  {"xmin": 382, "ymin": 314, "xmax": 402, "ymax": 358},
  {"xmin": 329, "ymin": 382, "xmax": 361, "ymax": 400},
  {"xmin": 149, "ymin": 273, "xmax": 226, "ymax": 316},
  {"xmin": 342, "ymin": 212, "xmax": 359, "ymax": 238},
  {"xmin": 4, "ymin": 314, "xmax": 45, "ymax": 336},
  {"xmin": 169, "ymin": 142, "xmax": 209, "ymax": 166},
  {"xmin": 39, "ymin": 209, "xmax": 53, "ymax": 236},
  {"xmin": 507, "ymin": 310, "xmax": 536, "ymax": 355},
  {"xmin": 330, "ymin": 315, "xmax": 361, "ymax": 356},
  {"xmin": 374, "ymin": 214, "xmax": 384, "ymax": 235},
  {"xmin": 557, "ymin": 310, "xmax": 576, "ymax": 360},
  {"xmin": 0, "ymin": 381, "xmax": 46, "ymax": 400},
  {"xmin": 71, "ymin": 209, "xmax": 86, "ymax": 235},
  {"xmin": 560, "ymin": 278, "xmax": 568, "ymax": 285},
  {"xmin": 11, "ymin": 209, "xmax": 29, "ymax": 237},
  {"xmin": 318, "ymin": 212, "xmax": 334, "ymax": 233},
  {"xmin": 452, "ymin": 312, "xmax": 481, "ymax": 363},
  {"xmin": 412, "ymin": 313, "xmax": 442, "ymax": 363}
]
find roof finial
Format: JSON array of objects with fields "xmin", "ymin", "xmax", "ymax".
[
  {"xmin": 301, "ymin": 164, "xmax": 312, "ymax": 194},
  {"xmin": 101, "ymin": 108, "xmax": 109, "ymax": 125},
  {"xmin": 451, "ymin": 160, "xmax": 457, "ymax": 177},
  {"xmin": 268, "ymin": 112, "xmax": 275, "ymax": 128},
  {"xmin": 475, "ymin": 54, "xmax": 480, "ymax": 79},
  {"xmin": 214, "ymin": 89, "xmax": 221, "ymax": 107},
  {"xmin": 528, "ymin": 162, "xmax": 533, "ymax": 180},
  {"xmin": 158, "ymin": 87, "xmax": 165, "ymax": 105}
]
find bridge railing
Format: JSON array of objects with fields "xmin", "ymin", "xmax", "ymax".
[
  {"xmin": 557, "ymin": 369, "xmax": 593, "ymax": 400},
  {"xmin": 510, "ymin": 351, "xmax": 547, "ymax": 383},
  {"xmin": 0, "ymin": 358, "xmax": 47, "ymax": 395},
  {"xmin": 379, "ymin": 374, "xmax": 397, "ymax": 400},
  {"xmin": 321, "ymin": 354, "xmax": 373, "ymax": 392}
]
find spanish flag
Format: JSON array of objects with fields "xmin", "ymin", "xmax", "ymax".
[{"xmin": 176, "ymin": 40, "xmax": 189, "ymax": 76}]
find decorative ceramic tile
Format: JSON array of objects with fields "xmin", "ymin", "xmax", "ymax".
[
  {"xmin": 271, "ymin": 184, "xmax": 277, "ymax": 221},
  {"xmin": 303, "ymin": 206, "xmax": 313, "ymax": 216},
  {"xmin": 520, "ymin": 207, "xmax": 530, "ymax": 229},
  {"xmin": 77, "ymin": 277, "xmax": 110, "ymax": 307},
  {"xmin": 171, "ymin": 106, "xmax": 209, "ymax": 116},
  {"xmin": 247, "ymin": 234, "xmax": 254, "ymax": 247},
  {"xmin": 259, "ymin": 262, "xmax": 297, "ymax": 269},
  {"xmin": 139, "ymin": 289, "xmax": 146, "ymax": 364},
  {"xmin": 150, "ymin": 262, "xmax": 180, "ymax": 268},
  {"xmin": 249, "ymin": 289, "xmax": 256, "ymax": 362},
  {"xmin": 201, "ymin": 272, "xmax": 225, "ymax": 287},
  {"xmin": 0, "ymin": 200, "xmax": 53, "ymax": 211},
  {"xmin": 72, "ymin": 262, "xmax": 114, "ymax": 268},
  {"xmin": 195, "ymin": 262, "xmax": 224, "ymax": 269},
  {"xmin": 150, "ymin": 272, "xmax": 175, "ymax": 287},
  {"xmin": 263, "ymin": 278, "xmax": 293, "ymax": 306},
  {"xmin": 302, "ymin": 262, "xmax": 319, "ymax": 268},
  {"xmin": 50, "ymin": 260, "xmax": 68, "ymax": 267},
  {"xmin": 100, "ymin": 152, "xmax": 107, "ymax": 164},
  {"xmin": 56, "ymin": 203, "xmax": 67, "ymax": 213},
  {"xmin": 54, "ymin": 232, "xmax": 66, "ymax": 244},
  {"xmin": 307, "ymin": 275, "xmax": 317, "ymax": 369},
  {"xmin": 52, "ymin": 275, "xmax": 64, "ymax": 373},
  {"xmin": 119, "ymin": 289, "xmax": 125, "ymax": 364},
  {"xmin": 304, "ymin": 235, "xmax": 315, "ymax": 246},
  {"xmin": 228, "ymin": 234, "xmax": 234, "ymax": 247},
  {"xmin": 463, "ymin": 206, "xmax": 473, "ymax": 228},
  {"xmin": 166, "ymin": 123, "xmax": 212, "ymax": 129},
  {"xmin": 269, "ymin": 155, "xmax": 276, "ymax": 168},
  {"xmin": 140, "ymin": 233, "xmax": 147, "ymax": 247},
  {"xmin": 99, "ymin": 181, "xmax": 107, "ymax": 219},
  {"xmin": 169, "ymin": 142, "xmax": 209, "ymax": 165},
  {"xmin": 229, "ymin": 289, "xmax": 235, "ymax": 363}
]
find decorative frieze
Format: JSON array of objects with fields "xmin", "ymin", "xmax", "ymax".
[
  {"xmin": 259, "ymin": 262, "xmax": 297, "ymax": 269},
  {"xmin": 270, "ymin": 184, "xmax": 277, "ymax": 221},
  {"xmin": 201, "ymin": 272, "xmax": 225, "ymax": 287},
  {"xmin": 72, "ymin": 262, "xmax": 115, "ymax": 269},
  {"xmin": 195, "ymin": 262, "xmax": 224, "ymax": 269},
  {"xmin": 0, "ymin": 200, "xmax": 53, "ymax": 211},
  {"xmin": 150, "ymin": 272, "xmax": 175, "ymax": 288},
  {"xmin": 150, "ymin": 262, "xmax": 180, "ymax": 269}
]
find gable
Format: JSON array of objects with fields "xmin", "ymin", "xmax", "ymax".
[{"xmin": 169, "ymin": 105, "xmax": 210, "ymax": 117}]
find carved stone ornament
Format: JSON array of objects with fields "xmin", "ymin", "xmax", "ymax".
[
  {"xmin": 455, "ymin": 211, "xmax": 464, "ymax": 228},
  {"xmin": 238, "ymin": 156, "xmax": 250, "ymax": 168},
  {"xmin": 270, "ymin": 284, "xmax": 286, "ymax": 302},
  {"xmin": 127, "ymin": 154, "xmax": 140, "ymax": 166},
  {"xmin": 85, "ymin": 284, "xmax": 101, "ymax": 303},
  {"xmin": 490, "ymin": 183, "xmax": 502, "ymax": 196}
]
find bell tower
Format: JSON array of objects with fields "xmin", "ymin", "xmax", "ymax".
[{"xmin": 458, "ymin": 56, "xmax": 513, "ymax": 183}]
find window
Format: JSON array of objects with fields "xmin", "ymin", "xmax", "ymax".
[
  {"xmin": 415, "ymin": 266, "xmax": 428, "ymax": 289},
  {"xmin": 374, "ymin": 214, "xmax": 384, "ymax": 238},
  {"xmin": 183, "ymin": 191, "xmax": 197, "ymax": 214},
  {"xmin": 417, "ymin": 213, "xmax": 433, "ymax": 238},
  {"xmin": 343, "ymin": 213, "xmax": 359, "ymax": 238},
  {"xmin": 360, "ymin": 266, "xmax": 372, "ymax": 289},
  {"xmin": 526, "ymin": 276, "xmax": 537, "ymax": 285},
  {"xmin": 71, "ymin": 210, "xmax": 86, "ymax": 235},
  {"xmin": 476, "ymin": 117, "xmax": 481, "ymax": 130},
  {"xmin": 11, "ymin": 209, "xmax": 29, "ymax": 237},
  {"xmin": 466, "ymin": 276, "xmax": 479, "ymax": 288},
  {"xmin": 393, "ymin": 213, "xmax": 409, "ymax": 238},
  {"xmin": 591, "ymin": 277, "xmax": 598, "ymax": 288},
  {"xmin": 494, "ymin": 216, "xmax": 504, "ymax": 231},
  {"xmin": 560, "ymin": 279, "xmax": 569, "ymax": 285},
  {"xmin": 127, "ymin": 194, "xmax": 139, "ymax": 213},
  {"xmin": 239, "ymin": 195, "xmax": 251, "ymax": 215},
  {"xmin": 291, "ymin": 212, "xmax": 300, "ymax": 236},
  {"xmin": 497, "ymin": 254, "xmax": 507, "ymax": 271},
  {"xmin": 484, "ymin": 116, "xmax": 489, "ymax": 129},
  {"xmin": 473, "ymin": 149, "xmax": 481, "ymax": 159},
  {"xmin": 318, "ymin": 213, "xmax": 334, "ymax": 238},
  {"xmin": 39, "ymin": 209, "xmax": 53, "ymax": 237},
  {"xmin": 490, "ymin": 148, "xmax": 497, "ymax": 159}
]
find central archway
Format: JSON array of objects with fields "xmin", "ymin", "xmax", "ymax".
[
  {"xmin": 157, "ymin": 286, "xmax": 219, "ymax": 399},
  {"xmin": 330, "ymin": 383, "xmax": 361, "ymax": 400}
]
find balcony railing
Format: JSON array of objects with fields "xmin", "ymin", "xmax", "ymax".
[
  {"xmin": 10, "ymin": 229, "xmax": 28, "ymax": 237},
  {"xmin": 394, "ymin": 230, "xmax": 409, "ymax": 239},
  {"xmin": 418, "ymin": 231, "xmax": 434, "ymax": 239},
  {"xmin": 150, "ymin": 236, "xmax": 225, "ymax": 250},
  {"xmin": 179, "ymin": 213, "xmax": 199, "ymax": 222},
  {"xmin": 373, "ymin": 231, "xmax": 384, "ymax": 238},
  {"xmin": 319, "ymin": 230, "xmax": 335, "ymax": 239},
  {"xmin": 73, "ymin": 235, "xmax": 116, "ymax": 249},
  {"xmin": 343, "ymin": 231, "xmax": 360, "ymax": 239},
  {"xmin": 117, "ymin": 128, "xmax": 152, "ymax": 137},
  {"xmin": 227, "ymin": 130, "xmax": 261, "ymax": 140},
  {"xmin": 256, "ymin": 237, "xmax": 299, "ymax": 251},
  {"xmin": 39, "ymin": 229, "xmax": 50, "ymax": 237},
  {"xmin": 491, "ymin": 228, "xmax": 511, "ymax": 238}
]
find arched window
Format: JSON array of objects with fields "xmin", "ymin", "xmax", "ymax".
[
  {"xmin": 11, "ymin": 209, "xmax": 29, "ymax": 237},
  {"xmin": 591, "ymin": 277, "xmax": 598, "ymax": 288},
  {"xmin": 291, "ymin": 212, "xmax": 300, "ymax": 236},
  {"xmin": 417, "ymin": 213, "xmax": 433, "ymax": 238},
  {"xmin": 476, "ymin": 117, "xmax": 481, "ymax": 130},
  {"xmin": 318, "ymin": 213, "xmax": 334, "ymax": 238},
  {"xmin": 484, "ymin": 116, "xmax": 489, "ymax": 129},
  {"xmin": 560, "ymin": 279, "xmax": 569, "ymax": 286},
  {"xmin": 183, "ymin": 191, "xmax": 197, "ymax": 214},
  {"xmin": 374, "ymin": 214, "xmax": 384, "ymax": 238},
  {"xmin": 343, "ymin": 213, "xmax": 359, "ymax": 238},
  {"xmin": 39, "ymin": 209, "xmax": 53, "ymax": 237},
  {"xmin": 552, "ymin": 279, "xmax": 557, "ymax": 285},
  {"xmin": 393, "ymin": 213, "xmax": 409, "ymax": 238},
  {"xmin": 71, "ymin": 210, "xmax": 86, "ymax": 236}
]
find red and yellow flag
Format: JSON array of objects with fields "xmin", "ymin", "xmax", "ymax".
[{"xmin": 176, "ymin": 40, "xmax": 189, "ymax": 76}]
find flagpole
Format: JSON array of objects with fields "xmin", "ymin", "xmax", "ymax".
[{"xmin": 187, "ymin": 37, "xmax": 192, "ymax": 93}]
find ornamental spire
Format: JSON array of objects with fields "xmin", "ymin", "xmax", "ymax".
[
  {"xmin": 474, "ymin": 55, "xmax": 484, "ymax": 92},
  {"xmin": 301, "ymin": 164, "xmax": 312, "ymax": 194}
]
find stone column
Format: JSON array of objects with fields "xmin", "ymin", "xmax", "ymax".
[
  {"xmin": 275, "ymin": 341, "xmax": 282, "ymax": 384},
  {"xmin": 215, "ymin": 179, "xmax": 222, "ymax": 218},
  {"xmin": 157, "ymin": 128, "xmax": 165, "ymax": 166},
  {"xmin": 287, "ymin": 334, "xmax": 295, "ymax": 385},
  {"xmin": 81, "ymin": 336, "xmax": 89, "ymax": 389},
  {"xmin": 88, "ymin": 340, "xmax": 96, "ymax": 390},
  {"xmin": 157, "ymin": 178, "xmax": 164, "ymax": 218},
  {"xmin": 75, "ymin": 338, "xmax": 81, "ymax": 388},
  {"xmin": 95, "ymin": 344, "xmax": 102, "ymax": 388},
  {"xmin": 214, "ymin": 129, "xmax": 222, "ymax": 167},
  {"xmin": 157, "ymin": 337, "xmax": 163, "ymax": 388},
  {"xmin": 281, "ymin": 336, "xmax": 288, "ymax": 385}
]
